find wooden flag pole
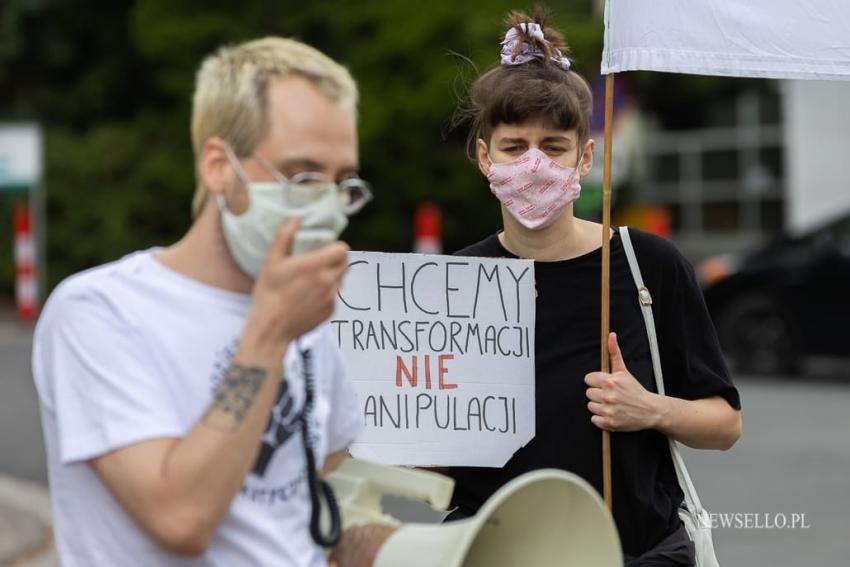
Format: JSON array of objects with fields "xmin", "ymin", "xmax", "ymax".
[{"xmin": 600, "ymin": 72, "xmax": 615, "ymax": 512}]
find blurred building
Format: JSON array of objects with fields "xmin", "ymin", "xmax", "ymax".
[
  {"xmin": 637, "ymin": 89, "xmax": 782, "ymax": 261},
  {"xmin": 631, "ymin": 82, "xmax": 850, "ymax": 262}
]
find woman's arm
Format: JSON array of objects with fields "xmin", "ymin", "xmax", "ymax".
[
  {"xmin": 652, "ymin": 394, "xmax": 741, "ymax": 450},
  {"xmin": 585, "ymin": 333, "xmax": 742, "ymax": 450}
]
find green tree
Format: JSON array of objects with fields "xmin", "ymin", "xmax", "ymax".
[{"xmin": 0, "ymin": 0, "xmax": 613, "ymax": 293}]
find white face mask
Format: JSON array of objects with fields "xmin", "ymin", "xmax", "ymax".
[{"xmin": 219, "ymin": 146, "xmax": 350, "ymax": 277}]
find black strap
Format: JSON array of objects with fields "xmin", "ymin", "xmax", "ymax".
[{"xmin": 298, "ymin": 345, "xmax": 342, "ymax": 547}]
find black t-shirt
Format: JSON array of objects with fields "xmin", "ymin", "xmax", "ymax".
[{"xmin": 445, "ymin": 228, "xmax": 741, "ymax": 557}]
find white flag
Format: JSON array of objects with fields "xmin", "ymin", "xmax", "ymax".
[{"xmin": 602, "ymin": 0, "xmax": 850, "ymax": 80}]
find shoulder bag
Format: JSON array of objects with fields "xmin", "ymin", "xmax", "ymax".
[{"xmin": 619, "ymin": 226, "xmax": 720, "ymax": 567}]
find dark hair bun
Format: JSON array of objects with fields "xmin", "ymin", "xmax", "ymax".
[{"xmin": 454, "ymin": 5, "xmax": 593, "ymax": 161}]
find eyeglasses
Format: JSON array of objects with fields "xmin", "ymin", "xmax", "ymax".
[
  {"xmin": 224, "ymin": 144, "xmax": 373, "ymax": 215},
  {"xmin": 279, "ymin": 171, "xmax": 373, "ymax": 215}
]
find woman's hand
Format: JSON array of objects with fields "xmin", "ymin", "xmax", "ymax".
[
  {"xmin": 584, "ymin": 332, "xmax": 663, "ymax": 432},
  {"xmin": 584, "ymin": 332, "xmax": 742, "ymax": 449}
]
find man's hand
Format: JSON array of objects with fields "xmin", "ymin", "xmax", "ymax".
[
  {"xmin": 244, "ymin": 218, "xmax": 350, "ymax": 354},
  {"xmin": 584, "ymin": 332, "xmax": 661, "ymax": 432},
  {"xmin": 329, "ymin": 524, "xmax": 398, "ymax": 567}
]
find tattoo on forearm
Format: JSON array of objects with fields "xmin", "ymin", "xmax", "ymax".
[{"xmin": 203, "ymin": 364, "xmax": 267, "ymax": 431}]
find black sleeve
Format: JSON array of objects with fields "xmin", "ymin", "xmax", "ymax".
[{"xmin": 642, "ymin": 233, "xmax": 742, "ymax": 410}]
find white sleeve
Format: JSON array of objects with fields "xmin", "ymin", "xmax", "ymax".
[
  {"xmin": 32, "ymin": 283, "xmax": 184, "ymax": 464},
  {"xmin": 320, "ymin": 327, "xmax": 363, "ymax": 454}
]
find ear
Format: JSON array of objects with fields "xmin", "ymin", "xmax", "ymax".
[
  {"xmin": 198, "ymin": 137, "xmax": 235, "ymax": 201},
  {"xmin": 476, "ymin": 138, "xmax": 492, "ymax": 178},
  {"xmin": 579, "ymin": 138, "xmax": 595, "ymax": 177}
]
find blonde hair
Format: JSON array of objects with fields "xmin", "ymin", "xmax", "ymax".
[{"xmin": 190, "ymin": 36, "xmax": 358, "ymax": 217}]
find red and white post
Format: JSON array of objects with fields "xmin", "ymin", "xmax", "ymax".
[
  {"xmin": 14, "ymin": 202, "xmax": 37, "ymax": 323},
  {"xmin": 413, "ymin": 202, "xmax": 442, "ymax": 254}
]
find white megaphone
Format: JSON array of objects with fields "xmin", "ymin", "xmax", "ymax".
[{"xmin": 327, "ymin": 459, "xmax": 622, "ymax": 567}]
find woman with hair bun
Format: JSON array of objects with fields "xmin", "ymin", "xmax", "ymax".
[{"xmin": 445, "ymin": 8, "xmax": 742, "ymax": 565}]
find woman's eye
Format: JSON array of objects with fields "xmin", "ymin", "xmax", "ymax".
[
  {"xmin": 503, "ymin": 146, "xmax": 523, "ymax": 153},
  {"xmin": 544, "ymin": 146, "xmax": 566, "ymax": 154}
]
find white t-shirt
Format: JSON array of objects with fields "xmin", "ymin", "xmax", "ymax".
[{"xmin": 32, "ymin": 249, "xmax": 363, "ymax": 566}]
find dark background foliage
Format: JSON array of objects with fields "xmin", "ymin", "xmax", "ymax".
[{"xmin": 0, "ymin": 0, "xmax": 760, "ymax": 292}]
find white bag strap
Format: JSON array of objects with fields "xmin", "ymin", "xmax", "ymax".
[{"xmin": 618, "ymin": 226, "xmax": 705, "ymax": 515}]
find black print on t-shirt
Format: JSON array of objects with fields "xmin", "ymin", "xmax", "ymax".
[
  {"xmin": 239, "ymin": 468, "xmax": 308, "ymax": 505},
  {"xmin": 252, "ymin": 379, "xmax": 303, "ymax": 477},
  {"xmin": 210, "ymin": 339, "xmax": 308, "ymax": 479}
]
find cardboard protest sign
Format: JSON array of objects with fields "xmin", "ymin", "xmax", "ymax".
[{"xmin": 332, "ymin": 252, "xmax": 536, "ymax": 467}]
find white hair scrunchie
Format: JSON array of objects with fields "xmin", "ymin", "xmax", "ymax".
[{"xmin": 500, "ymin": 22, "xmax": 571, "ymax": 71}]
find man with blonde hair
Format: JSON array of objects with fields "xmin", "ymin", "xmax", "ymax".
[{"xmin": 33, "ymin": 37, "xmax": 388, "ymax": 566}]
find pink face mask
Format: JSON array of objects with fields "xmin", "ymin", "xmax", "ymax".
[{"xmin": 487, "ymin": 147, "xmax": 582, "ymax": 230}]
